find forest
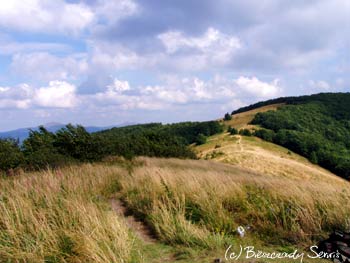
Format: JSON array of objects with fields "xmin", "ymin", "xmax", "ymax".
[
  {"xmin": 250, "ymin": 93, "xmax": 350, "ymax": 178},
  {"xmin": 0, "ymin": 121, "xmax": 223, "ymax": 172}
]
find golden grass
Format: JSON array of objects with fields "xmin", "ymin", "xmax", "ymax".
[
  {"xmin": 0, "ymin": 164, "xmax": 133, "ymax": 263},
  {"xmin": 196, "ymin": 134, "xmax": 342, "ymax": 183},
  {"xmin": 117, "ymin": 157, "xmax": 350, "ymax": 247},
  {"xmin": 1, "ymin": 155, "xmax": 348, "ymax": 262},
  {"xmin": 223, "ymin": 103, "xmax": 285, "ymax": 130}
]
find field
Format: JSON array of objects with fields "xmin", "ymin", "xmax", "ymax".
[
  {"xmin": 1, "ymin": 103, "xmax": 348, "ymax": 262},
  {"xmin": 1, "ymin": 156, "xmax": 348, "ymax": 262}
]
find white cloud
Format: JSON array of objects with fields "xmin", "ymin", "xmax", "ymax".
[
  {"xmin": 158, "ymin": 27, "xmax": 241, "ymax": 69},
  {"xmin": 107, "ymin": 79, "xmax": 131, "ymax": 92},
  {"xmin": 0, "ymin": 81, "xmax": 78, "ymax": 109},
  {"xmin": 0, "ymin": 39, "xmax": 69, "ymax": 55},
  {"xmin": 0, "ymin": 84, "xmax": 33, "ymax": 109},
  {"xmin": 235, "ymin": 76, "xmax": 280, "ymax": 98},
  {"xmin": 93, "ymin": 0, "xmax": 138, "ymax": 24},
  {"xmin": 0, "ymin": 0, "xmax": 94, "ymax": 35},
  {"xmin": 34, "ymin": 81, "xmax": 78, "ymax": 108},
  {"xmin": 11, "ymin": 52, "xmax": 88, "ymax": 82},
  {"xmin": 89, "ymin": 44, "xmax": 145, "ymax": 71},
  {"xmin": 89, "ymin": 75, "xmax": 281, "ymax": 111},
  {"xmin": 86, "ymin": 27, "xmax": 242, "ymax": 75}
]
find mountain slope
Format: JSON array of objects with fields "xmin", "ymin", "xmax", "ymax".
[
  {"xmin": 247, "ymin": 93, "xmax": 350, "ymax": 178},
  {"xmin": 197, "ymin": 101, "xmax": 341, "ymax": 183},
  {"xmin": 196, "ymin": 133, "xmax": 340, "ymax": 182},
  {"xmin": 196, "ymin": 93, "xmax": 350, "ymax": 183}
]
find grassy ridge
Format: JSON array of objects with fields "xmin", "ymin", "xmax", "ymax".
[{"xmin": 117, "ymin": 158, "xmax": 350, "ymax": 245}]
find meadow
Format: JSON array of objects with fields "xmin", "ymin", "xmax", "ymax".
[{"xmin": 1, "ymin": 156, "xmax": 347, "ymax": 262}]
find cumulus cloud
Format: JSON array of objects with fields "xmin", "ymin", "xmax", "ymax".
[
  {"xmin": 0, "ymin": 81, "xmax": 78, "ymax": 109},
  {"xmin": 159, "ymin": 27, "xmax": 241, "ymax": 55},
  {"xmin": 33, "ymin": 81, "xmax": 78, "ymax": 108},
  {"xmin": 92, "ymin": 0, "xmax": 138, "ymax": 25},
  {"xmin": 10, "ymin": 52, "xmax": 88, "ymax": 82},
  {"xmin": 107, "ymin": 79, "xmax": 131, "ymax": 93},
  {"xmin": 1, "ymin": 0, "xmax": 350, "ymax": 129},
  {"xmin": 0, "ymin": 0, "xmax": 94, "ymax": 35},
  {"xmin": 236, "ymin": 77, "xmax": 281, "ymax": 98},
  {"xmin": 87, "ymin": 75, "xmax": 281, "ymax": 111},
  {"xmin": 158, "ymin": 27, "xmax": 241, "ymax": 70},
  {"xmin": 86, "ymin": 27, "xmax": 241, "ymax": 75},
  {"xmin": 0, "ymin": 84, "xmax": 33, "ymax": 109}
]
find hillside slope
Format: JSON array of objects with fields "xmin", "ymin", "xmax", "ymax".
[
  {"xmin": 196, "ymin": 133, "xmax": 340, "ymax": 182},
  {"xmin": 248, "ymin": 93, "xmax": 350, "ymax": 178},
  {"xmin": 2, "ymin": 159, "xmax": 338, "ymax": 262},
  {"xmin": 195, "ymin": 97, "xmax": 348, "ymax": 181},
  {"xmin": 197, "ymin": 103, "xmax": 342, "ymax": 182}
]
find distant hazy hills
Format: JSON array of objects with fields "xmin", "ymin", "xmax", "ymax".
[{"xmin": 0, "ymin": 122, "xmax": 135, "ymax": 142}]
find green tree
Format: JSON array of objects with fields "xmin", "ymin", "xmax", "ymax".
[
  {"xmin": 0, "ymin": 139, "xmax": 23, "ymax": 171},
  {"xmin": 224, "ymin": 113, "xmax": 232, "ymax": 121},
  {"xmin": 195, "ymin": 133, "xmax": 207, "ymax": 145},
  {"xmin": 227, "ymin": 126, "xmax": 238, "ymax": 135},
  {"xmin": 54, "ymin": 124, "xmax": 103, "ymax": 162},
  {"xmin": 22, "ymin": 126, "xmax": 68, "ymax": 169},
  {"xmin": 310, "ymin": 151, "xmax": 318, "ymax": 164},
  {"xmin": 239, "ymin": 129, "xmax": 252, "ymax": 136}
]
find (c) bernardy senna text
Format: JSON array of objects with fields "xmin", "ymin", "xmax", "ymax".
[{"xmin": 225, "ymin": 245, "xmax": 340, "ymax": 262}]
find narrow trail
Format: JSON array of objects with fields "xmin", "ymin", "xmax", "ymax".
[
  {"xmin": 237, "ymin": 135, "xmax": 243, "ymax": 152},
  {"xmin": 110, "ymin": 198, "xmax": 157, "ymax": 244}
]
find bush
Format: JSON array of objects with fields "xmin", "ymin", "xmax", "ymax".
[
  {"xmin": 22, "ymin": 126, "xmax": 72, "ymax": 169},
  {"xmin": 227, "ymin": 126, "xmax": 238, "ymax": 135},
  {"xmin": 195, "ymin": 134, "xmax": 207, "ymax": 145},
  {"xmin": 254, "ymin": 129, "xmax": 275, "ymax": 142},
  {"xmin": 224, "ymin": 113, "xmax": 232, "ymax": 121},
  {"xmin": 239, "ymin": 129, "xmax": 252, "ymax": 136},
  {"xmin": 0, "ymin": 139, "xmax": 24, "ymax": 171}
]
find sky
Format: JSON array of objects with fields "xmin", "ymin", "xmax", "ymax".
[{"xmin": 0, "ymin": 0, "xmax": 349, "ymax": 131}]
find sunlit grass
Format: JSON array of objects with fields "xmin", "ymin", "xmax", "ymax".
[{"xmin": 0, "ymin": 164, "xmax": 133, "ymax": 263}]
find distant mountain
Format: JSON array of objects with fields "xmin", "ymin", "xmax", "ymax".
[{"xmin": 0, "ymin": 122, "xmax": 135, "ymax": 142}]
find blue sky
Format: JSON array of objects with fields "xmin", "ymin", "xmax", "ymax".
[{"xmin": 0, "ymin": 0, "xmax": 349, "ymax": 131}]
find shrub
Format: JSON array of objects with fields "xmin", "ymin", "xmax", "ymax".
[
  {"xmin": 195, "ymin": 133, "xmax": 207, "ymax": 145},
  {"xmin": 0, "ymin": 139, "xmax": 24, "ymax": 171},
  {"xmin": 239, "ymin": 129, "xmax": 252, "ymax": 136},
  {"xmin": 254, "ymin": 129, "xmax": 275, "ymax": 142},
  {"xmin": 228, "ymin": 126, "xmax": 238, "ymax": 135},
  {"xmin": 224, "ymin": 113, "xmax": 232, "ymax": 121}
]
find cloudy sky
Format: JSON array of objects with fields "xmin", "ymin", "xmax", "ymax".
[{"xmin": 0, "ymin": 0, "xmax": 349, "ymax": 131}]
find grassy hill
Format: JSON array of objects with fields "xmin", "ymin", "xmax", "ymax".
[
  {"xmin": 1, "ymin": 158, "xmax": 341, "ymax": 263},
  {"xmin": 1, "ymin": 93, "xmax": 350, "ymax": 262},
  {"xmin": 244, "ymin": 93, "xmax": 350, "ymax": 178},
  {"xmin": 197, "ymin": 103, "xmax": 339, "ymax": 181}
]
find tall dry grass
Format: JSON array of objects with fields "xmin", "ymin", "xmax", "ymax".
[
  {"xmin": 118, "ymin": 157, "xmax": 350, "ymax": 247},
  {"xmin": 0, "ymin": 164, "xmax": 133, "ymax": 263},
  {"xmin": 1, "ymin": 157, "xmax": 349, "ymax": 262}
]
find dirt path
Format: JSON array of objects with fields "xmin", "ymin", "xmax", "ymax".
[
  {"xmin": 110, "ymin": 198, "xmax": 157, "ymax": 244},
  {"xmin": 237, "ymin": 135, "xmax": 243, "ymax": 152}
]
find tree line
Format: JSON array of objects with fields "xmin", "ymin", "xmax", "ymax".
[{"xmin": 0, "ymin": 121, "xmax": 223, "ymax": 173}]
